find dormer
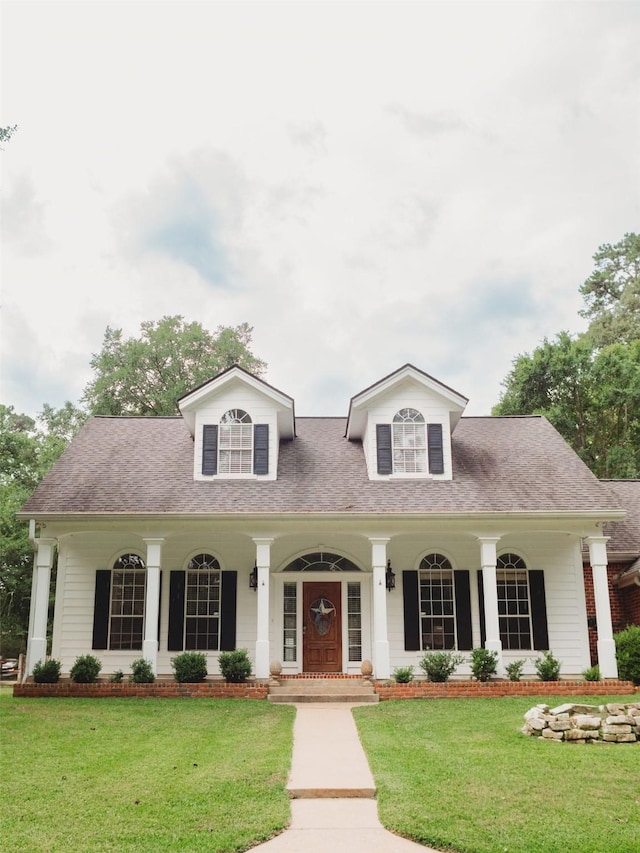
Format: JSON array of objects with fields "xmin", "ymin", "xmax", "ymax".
[
  {"xmin": 178, "ymin": 366, "xmax": 295, "ymax": 481},
  {"xmin": 345, "ymin": 364, "xmax": 468, "ymax": 481}
]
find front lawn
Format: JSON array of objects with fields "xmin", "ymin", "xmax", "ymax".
[
  {"xmin": 354, "ymin": 695, "xmax": 639, "ymax": 853},
  {"xmin": 0, "ymin": 688, "xmax": 294, "ymax": 852}
]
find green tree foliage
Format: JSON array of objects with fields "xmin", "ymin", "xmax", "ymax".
[
  {"xmin": 579, "ymin": 232, "xmax": 640, "ymax": 347},
  {"xmin": 494, "ymin": 234, "xmax": 640, "ymax": 479},
  {"xmin": 0, "ymin": 403, "xmax": 86, "ymax": 656},
  {"xmin": 0, "ymin": 125, "xmax": 18, "ymax": 147},
  {"xmin": 81, "ymin": 316, "xmax": 267, "ymax": 415}
]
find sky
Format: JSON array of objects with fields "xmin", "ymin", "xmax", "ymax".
[{"xmin": 1, "ymin": 0, "xmax": 639, "ymax": 422}]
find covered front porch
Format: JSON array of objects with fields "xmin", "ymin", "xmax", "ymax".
[{"xmin": 25, "ymin": 516, "xmax": 620, "ymax": 681}]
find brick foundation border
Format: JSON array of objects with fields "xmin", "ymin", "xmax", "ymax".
[
  {"xmin": 374, "ymin": 679, "xmax": 637, "ymax": 700},
  {"xmin": 13, "ymin": 680, "xmax": 270, "ymax": 699},
  {"xmin": 12, "ymin": 677, "xmax": 636, "ymax": 699}
]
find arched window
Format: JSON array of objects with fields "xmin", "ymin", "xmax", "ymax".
[
  {"xmin": 282, "ymin": 551, "xmax": 361, "ymax": 572},
  {"xmin": 109, "ymin": 553, "xmax": 146, "ymax": 650},
  {"xmin": 185, "ymin": 553, "xmax": 221, "ymax": 650},
  {"xmin": 419, "ymin": 553, "xmax": 456, "ymax": 649},
  {"xmin": 219, "ymin": 409, "xmax": 252, "ymax": 474},
  {"xmin": 497, "ymin": 553, "xmax": 532, "ymax": 649},
  {"xmin": 393, "ymin": 408, "xmax": 426, "ymax": 473}
]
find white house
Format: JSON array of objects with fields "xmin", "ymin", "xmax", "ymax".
[{"xmin": 20, "ymin": 364, "xmax": 626, "ymax": 681}]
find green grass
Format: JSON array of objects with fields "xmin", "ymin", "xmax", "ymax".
[
  {"xmin": 353, "ymin": 696, "xmax": 640, "ymax": 853},
  {"xmin": 3, "ymin": 688, "xmax": 638, "ymax": 853},
  {"xmin": 0, "ymin": 688, "xmax": 294, "ymax": 852}
]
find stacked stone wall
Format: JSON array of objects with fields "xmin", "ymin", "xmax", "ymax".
[{"xmin": 522, "ymin": 702, "xmax": 640, "ymax": 743}]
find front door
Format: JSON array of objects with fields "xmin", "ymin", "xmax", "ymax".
[{"xmin": 303, "ymin": 581, "xmax": 342, "ymax": 672}]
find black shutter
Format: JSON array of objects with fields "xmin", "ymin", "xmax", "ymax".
[
  {"xmin": 253, "ymin": 424, "xmax": 269, "ymax": 475},
  {"xmin": 377, "ymin": 424, "xmax": 392, "ymax": 475},
  {"xmin": 167, "ymin": 571, "xmax": 186, "ymax": 652},
  {"xmin": 428, "ymin": 423, "xmax": 444, "ymax": 474},
  {"xmin": 92, "ymin": 570, "xmax": 111, "ymax": 650},
  {"xmin": 202, "ymin": 425, "xmax": 218, "ymax": 475},
  {"xmin": 477, "ymin": 570, "xmax": 486, "ymax": 647},
  {"xmin": 529, "ymin": 570, "xmax": 549, "ymax": 650},
  {"xmin": 403, "ymin": 570, "xmax": 420, "ymax": 651},
  {"xmin": 220, "ymin": 571, "xmax": 237, "ymax": 651},
  {"xmin": 454, "ymin": 570, "xmax": 473, "ymax": 650}
]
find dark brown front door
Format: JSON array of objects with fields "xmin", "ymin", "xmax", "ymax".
[{"xmin": 303, "ymin": 581, "xmax": 342, "ymax": 672}]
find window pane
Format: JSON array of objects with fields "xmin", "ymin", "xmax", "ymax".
[
  {"xmin": 184, "ymin": 567, "xmax": 221, "ymax": 651},
  {"xmin": 109, "ymin": 566, "xmax": 145, "ymax": 650},
  {"xmin": 348, "ymin": 582, "xmax": 362, "ymax": 662},
  {"xmin": 419, "ymin": 554, "xmax": 456, "ymax": 650},
  {"xmin": 283, "ymin": 583, "xmax": 297, "ymax": 662},
  {"xmin": 496, "ymin": 564, "xmax": 532, "ymax": 649}
]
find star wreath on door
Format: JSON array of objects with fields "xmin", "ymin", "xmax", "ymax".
[{"xmin": 309, "ymin": 597, "xmax": 335, "ymax": 636}]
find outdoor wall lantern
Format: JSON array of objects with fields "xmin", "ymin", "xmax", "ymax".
[
  {"xmin": 249, "ymin": 565, "xmax": 258, "ymax": 590},
  {"xmin": 385, "ymin": 559, "xmax": 396, "ymax": 591}
]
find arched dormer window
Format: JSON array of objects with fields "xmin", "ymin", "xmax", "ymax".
[
  {"xmin": 201, "ymin": 410, "xmax": 269, "ymax": 476},
  {"xmin": 219, "ymin": 409, "xmax": 252, "ymax": 474},
  {"xmin": 377, "ymin": 411, "xmax": 444, "ymax": 476},
  {"xmin": 393, "ymin": 408, "xmax": 426, "ymax": 473}
]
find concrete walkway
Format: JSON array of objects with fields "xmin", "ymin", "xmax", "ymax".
[{"xmin": 250, "ymin": 704, "xmax": 441, "ymax": 852}]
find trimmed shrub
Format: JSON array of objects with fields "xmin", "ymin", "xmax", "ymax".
[
  {"xmin": 130, "ymin": 658, "xmax": 155, "ymax": 683},
  {"xmin": 582, "ymin": 664, "xmax": 601, "ymax": 682},
  {"xmin": 219, "ymin": 649, "xmax": 252, "ymax": 683},
  {"xmin": 172, "ymin": 651, "xmax": 208, "ymax": 683},
  {"xmin": 32, "ymin": 659, "xmax": 61, "ymax": 683},
  {"xmin": 392, "ymin": 666, "xmax": 414, "ymax": 683},
  {"xmin": 110, "ymin": 669, "xmax": 124, "ymax": 683},
  {"xmin": 505, "ymin": 659, "xmax": 526, "ymax": 682},
  {"xmin": 419, "ymin": 651, "xmax": 464, "ymax": 682},
  {"xmin": 614, "ymin": 624, "xmax": 640, "ymax": 685},
  {"xmin": 469, "ymin": 648, "xmax": 498, "ymax": 682},
  {"xmin": 70, "ymin": 654, "xmax": 102, "ymax": 683},
  {"xmin": 534, "ymin": 650, "xmax": 561, "ymax": 681}
]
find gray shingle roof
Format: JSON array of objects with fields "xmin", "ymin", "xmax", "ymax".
[
  {"xmin": 20, "ymin": 414, "xmax": 622, "ymax": 517},
  {"xmin": 603, "ymin": 480, "xmax": 640, "ymax": 555}
]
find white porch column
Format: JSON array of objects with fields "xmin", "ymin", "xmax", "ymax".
[
  {"xmin": 26, "ymin": 537, "xmax": 56, "ymax": 675},
  {"xmin": 253, "ymin": 537, "xmax": 273, "ymax": 678},
  {"xmin": 370, "ymin": 537, "xmax": 391, "ymax": 680},
  {"xmin": 478, "ymin": 536, "xmax": 503, "ymax": 675},
  {"xmin": 586, "ymin": 536, "xmax": 618, "ymax": 679},
  {"xmin": 142, "ymin": 538, "xmax": 164, "ymax": 674}
]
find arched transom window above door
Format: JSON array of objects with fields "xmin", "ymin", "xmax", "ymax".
[{"xmin": 282, "ymin": 552, "xmax": 361, "ymax": 572}]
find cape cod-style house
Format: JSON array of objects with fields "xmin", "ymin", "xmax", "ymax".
[{"xmin": 19, "ymin": 364, "xmax": 637, "ymax": 682}]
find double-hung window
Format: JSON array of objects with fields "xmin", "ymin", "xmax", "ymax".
[
  {"xmin": 185, "ymin": 553, "xmax": 221, "ymax": 650},
  {"xmin": 109, "ymin": 553, "xmax": 146, "ymax": 650},
  {"xmin": 497, "ymin": 553, "xmax": 532, "ymax": 650},
  {"xmin": 377, "ymin": 411, "xmax": 444, "ymax": 476},
  {"xmin": 393, "ymin": 408, "xmax": 426, "ymax": 473},
  {"xmin": 219, "ymin": 409, "xmax": 253, "ymax": 474},
  {"xmin": 419, "ymin": 553, "xmax": 456, "ymax": 650}
]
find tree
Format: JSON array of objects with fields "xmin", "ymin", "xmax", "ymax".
[
  {"xmin": 494, "ymin": 234, "xmax": 640, "ymax": 479},
  {"xmin": 82, "ymin": 316, "xmax": 267, "ymax": 416},
  {"xmin": 0, "ymin": 125, "xmax": 17, "ymax": 149},
  {"xmin": 0, "ymin": 403, "xmax": 85, "ymax": 657},
  {"xmin": 579, "ymin": 232, "xmax": 640, "ymax": 348}
]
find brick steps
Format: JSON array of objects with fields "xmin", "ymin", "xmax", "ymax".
[{"xmin": 268, "ymin": 678, "xmax": 379, "ymax": 704}]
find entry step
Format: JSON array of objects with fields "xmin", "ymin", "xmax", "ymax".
[{"xmin": 267, "ymin": 677, "xmax": 379, "ymax": 704}]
